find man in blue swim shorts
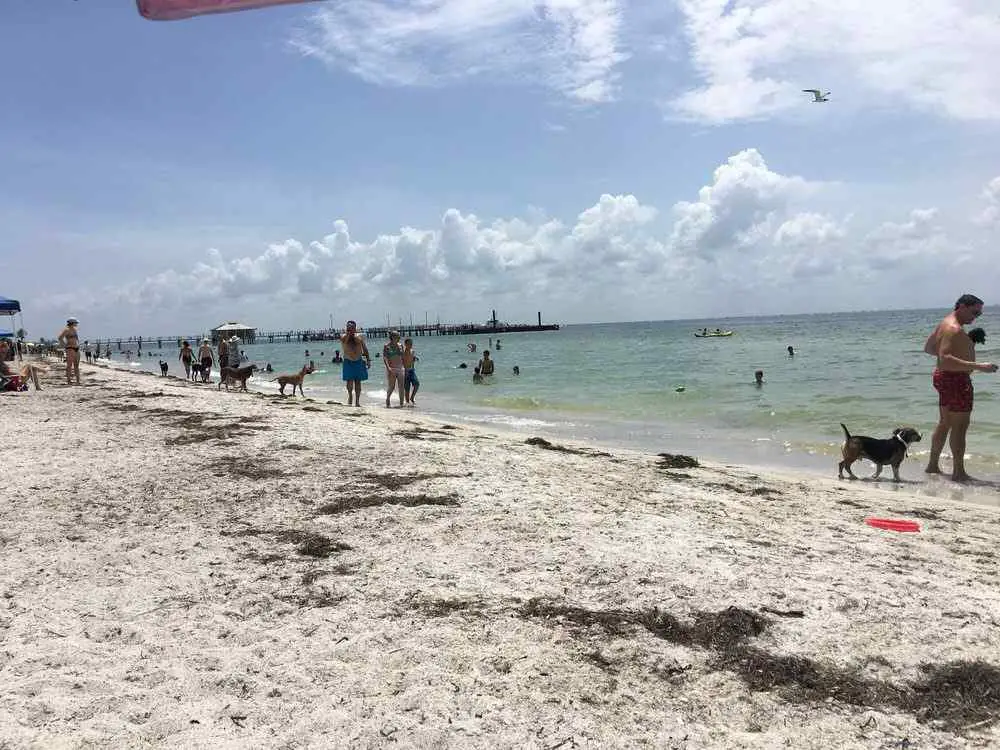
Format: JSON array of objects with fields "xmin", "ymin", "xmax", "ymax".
[
  {"xmin": 339, "ymin": 320, "xmax": 371, "ymax": 406},
  {"xmin": 402, "ymin": 337, "xmax": 420, "ymax": 406}
]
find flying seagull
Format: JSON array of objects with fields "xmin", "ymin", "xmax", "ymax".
[{"xmin": 803, "ymin": 89, "xmax": 831, "ymax": 102}]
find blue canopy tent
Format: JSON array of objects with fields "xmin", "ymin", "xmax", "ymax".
[
  {"xmin": 0, "ymin": 297, "xmax": 22, "ymax": 347},
  {"xmin": 0, "ymin": 297, "xmax": 19, "ymax": 316},
  {"xmin": 0, "ymin": 298, "xmax": 20, "ymax": 368}
]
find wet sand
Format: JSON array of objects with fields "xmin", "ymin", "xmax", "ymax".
[{"xmin": 2, "ymin": 362, "xmax": 999, "ymax": 748}]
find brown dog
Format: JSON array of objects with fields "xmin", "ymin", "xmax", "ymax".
[
  {"xmin": 218, "ymin": 364, "xmax": 257, "ymax": 392},
  {"xmin": 272, "ymin": 365, "xmax": 309, "ymax": 396},
  {"xmin": 838, "ymin": 423, "xmax": 922, "ymax": 482}
]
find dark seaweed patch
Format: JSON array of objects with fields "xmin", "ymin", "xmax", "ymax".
[
  {"xmin": 208, "ymin": 456, "xmax": 286, "ymax": 480},
  {"xmin": 316, "ymin": 493, "xmax": 460, "ymax": 515},
  {"xmin": 657, "ymin": 454, "xmax": 700, "ymax": 469},
  {"xmin": 362, "ymin": 472, "xmax": 470, "ymax": 490},
  {"xmin": 525, "ymin": 437, "xmax": 611, "ymax": 457}
]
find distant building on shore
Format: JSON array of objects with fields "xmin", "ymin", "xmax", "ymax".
[{"xmin": 211, "ymin": 321, "xmax": 256, "ymax": 346}]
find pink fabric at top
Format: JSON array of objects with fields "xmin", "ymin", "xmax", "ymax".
[{"xmin": 137, "ymin": 0, "xmax": 320, "ymax": 21}]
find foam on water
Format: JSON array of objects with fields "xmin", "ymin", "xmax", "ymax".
[{"xmin": 465, "ymin": 414, "xmax": 561, "ymax": 429}]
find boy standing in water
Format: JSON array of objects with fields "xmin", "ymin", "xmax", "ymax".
[{"xmin": 402, "ymin": 337, "xmax": 420, "ymax": 406}]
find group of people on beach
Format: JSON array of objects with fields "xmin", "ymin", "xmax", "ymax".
[
  {"xmin": 159, "ymin": 335, "xmax": 250, "ymax": 385},
  {"xmin": 36, "ymin": 300, "xmax": 1000, "ymax": 484},
  {"xmin": 337, "ymin": 321, "xmax": 420, "ymax": 408}
]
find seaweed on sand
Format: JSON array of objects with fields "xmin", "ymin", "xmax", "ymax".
[
  {"xmin": 657, "ymin": 454, "xmax": 700, "ymax": 469},
  {"xmin": 316, "ymin": 493, "xmax": 460, "ymax": 515},
  {"xmin": 274, "ymin": 530, "xmax": 351, "ymax": 558},
  {"xmin": 222, "ymin": 527, "xmax": 352, "ymax": 559},
  {"xmin": 906, "ymin": 661, "xmax": 1000, "ymax": 730},
  {"xmin": 362, "ymin": 471, "xmax": 470, "ymax": 490},
  {"xmin": 398, "ymin": 426, "xmax": 455, "ymax": 440},
  {"xmin": 208, "ymin": 456, "xmax": 286, "ymax": 480},
  {"xmin": 525, "ymin": 437, "xmax": 611, "ymax": 457}
]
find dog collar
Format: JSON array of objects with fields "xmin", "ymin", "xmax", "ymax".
[{"xmin": 895, "ymin": 433, "xmax": 908, "ymax": 454}]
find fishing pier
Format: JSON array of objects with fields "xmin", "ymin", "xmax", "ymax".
[{"xmin": 92, "ymin": 311, "xmax": 559, "ymax": 350}]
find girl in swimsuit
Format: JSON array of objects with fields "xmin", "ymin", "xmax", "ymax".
[
  {"xmin": 58, "ymin": 317, "xmax": 81, "ymax": 385},
  {"xmin": 383, "ymin": 331, "xmax": 406, "ymax": 408}
]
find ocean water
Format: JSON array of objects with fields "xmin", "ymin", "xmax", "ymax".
[{"xmin": 108, "ymin": 307, "xmax": 1000, "ymax": 489}]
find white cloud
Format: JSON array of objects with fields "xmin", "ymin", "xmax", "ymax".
[
  {"xmin": 292, "ymin": 0, "xmax": 627, "ymax": 103},
  {"xmin": 669, "ymin": 148, "xmax": 816, "ymax": 258},
  {"xmin": 290, "ymin": 1, "xmax": 1000, "ymax": 121},
  {"xmin": 672, "ymin": 0, "xmax": 1000, "ymax": 123},
  {"xmin": 76, "ymin": 192, "xmax": 665, "ymax": 317},
  {"xmin": 46, "ymin": 149, "xmax": 995, "ymax": 329},
  {"xmin": 974, "ymin": 176, "xmax": 1000, "ymax": 227},
  {"xmin": 774, "ymin": 213, "xmax": 845, "ymax": 249},
  {"xmin": 862, "ymin": 208, "xmax": 958, "ymax": 270}
]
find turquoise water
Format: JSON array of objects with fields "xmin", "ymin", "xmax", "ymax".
[{"xmin": 112, "ymin": 308, "xmax": 1000, "ymax": 485}]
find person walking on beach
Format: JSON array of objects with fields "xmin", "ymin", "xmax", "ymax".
[
  {"xmin": 923, "ymin": 294, "xmax": 998, "ymax": 482},
  {"xmin": 228, "ymin": 336, "xmax": 241, "ymax": 370},
  {"xmin": 197, "ymin": 338, "xmax": 214, "ymax": 383},
  {"xmin": 403, "ymin": 337, "xmax": 420, "ymax": 406},
  {"xmin": 217, "ymin": 336, "xmax": 229, "ymax": 385},
  {"xmin": 179, "ymin": 341, "xmax": 194, "ymax": 379},
  {"xmin": 382, "ymin": 331, "xmax": 406, "ymax": 408},
  {"xmin": 58, "ymin": 317, "xmax": 81, "ymax": 385},
  {"xmin": 340, "ymin": 320, "xmax": 371, "ymax": 406}
]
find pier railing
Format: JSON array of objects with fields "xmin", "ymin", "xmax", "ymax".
[{"xmin": 89, "ymin": 320, "xmax": 560, "ymax": 349}]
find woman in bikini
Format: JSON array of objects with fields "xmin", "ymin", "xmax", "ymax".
[
  {"xmin": 58, "ymin": 317, "xmax": 81, "ymax": 385},
  {"xmin": 383, "ymin": 330, "xmax": 406, "ymax": 408}
]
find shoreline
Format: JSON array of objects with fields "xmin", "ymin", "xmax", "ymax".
[
  {"xmin": 4, "ymin": 362, "xmax": 999, "ymax": 747},
  {"xmin": 97, "ymin": 357, "xmax": 1000, "ymax": 509}
]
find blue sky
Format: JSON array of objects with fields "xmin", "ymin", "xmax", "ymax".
[{"xmin": 3, "ymin": 0, "xmax": 1000, "ymax": 338}]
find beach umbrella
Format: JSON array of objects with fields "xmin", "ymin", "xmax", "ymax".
[{"xmin": 136, "ymin": 0, "xmax": 321, "ymax": 20}]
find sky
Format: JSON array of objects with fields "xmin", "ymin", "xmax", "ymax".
[{"xmin": 3, "ymin": 0, "xmax": 1000, "ymax": 339}]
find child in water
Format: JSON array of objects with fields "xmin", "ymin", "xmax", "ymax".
[
  {"xmin": 402, "ymin": 338, "xmax": 420, "ymax": 406},
  {"xmin": 472, "ymin": 366, "xmax": 484, "ymax": 384}
]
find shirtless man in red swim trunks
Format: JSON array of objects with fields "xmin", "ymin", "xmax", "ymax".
[{"xmin": 923, "ymin": 294, "xmax": 997, "ymax": 481}]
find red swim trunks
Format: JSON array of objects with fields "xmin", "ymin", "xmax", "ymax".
[{"xmin": 933, "ymin": 369, "xmax": 973, "ymax": 412}]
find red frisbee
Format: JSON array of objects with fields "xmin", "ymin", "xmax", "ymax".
[{"xmin": 865, "ymin": 518, "xmax": 920, "ymax": 533}]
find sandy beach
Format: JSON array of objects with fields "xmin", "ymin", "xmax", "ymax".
[{"xmin": 2, "ymin": 362, "xmax": 999, "ymax": 749}]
